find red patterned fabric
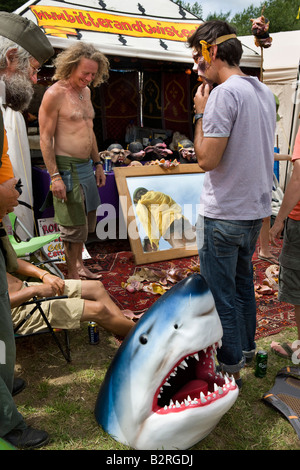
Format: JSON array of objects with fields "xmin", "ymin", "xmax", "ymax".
[
  {"xmin": 252, "ymin": 244, "xmax": 296, "ymax": 339},
  {"xmin": 59, "ymin": 238, "xmax": 295, "ymax": 340},
  {"xmin": 102, "ymin": 71, "xmax": 139, "ymax": 142},
  {"xmin": 162, "ymin": 72, "xmax": 192, "ymax": 136},
  {"xmin": 143, "ymin": 71, "xmax": 163, "ymax": 129}
]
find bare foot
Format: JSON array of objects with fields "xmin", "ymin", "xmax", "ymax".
[
  {"xmin": 77, "ymin": 266, "xmax": 102, "ymax": 280},
  {"xmin": 122, "ymin": 309, "xmax": 144, "ymax": 320},
  {"xmin": 270, "ymin": 341, "xmax": 297, "ymax": 358}
]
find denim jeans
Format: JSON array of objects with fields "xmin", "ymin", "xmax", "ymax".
[{"xmin": 196, "ymin": 215, "xmax": 262, "ymax": 374}]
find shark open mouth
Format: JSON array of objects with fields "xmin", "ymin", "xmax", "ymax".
[{"xmin": 153, "ymin": 341, "xmax": 237, "ymax": 414}]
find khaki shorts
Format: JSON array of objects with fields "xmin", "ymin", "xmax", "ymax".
[
  {"xmin": 278, "ymin": 218, "xmax": 300, "ymax": 306},
  {"xmin": 12, "ymin": 280, "xmax": 84, "ymax": 335}
]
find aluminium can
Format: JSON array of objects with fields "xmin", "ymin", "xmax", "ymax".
[
  {"xmin": 88, "ymin": 322, "xmax": 99, "ymax": 345},
  {"xmin": 255, "ymin": 350, "xmax": 268, "ymax": 378},
  {"xmin": 104, "ymin": 156, "xmax": 112, "ymax": 173}
]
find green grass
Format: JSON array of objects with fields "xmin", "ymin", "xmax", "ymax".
[{"xmin": 14, "ymin": 324, "xmax": 300, "ymax": 451}]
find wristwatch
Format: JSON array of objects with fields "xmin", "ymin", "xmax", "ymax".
[
  {"xmin": 194, "ymin": 113, "xmax": 204, "ymax": 123},
  {"xmin": 94, "ymin": 161, "xmax": 102, "ymax": 166}
]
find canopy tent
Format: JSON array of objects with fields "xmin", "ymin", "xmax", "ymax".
[
  {"xmin": 15, "ymin": 1, "xmax": 262, "ymax": 147},
  {"xmin": 239, "ymin": 31, "xmax": 300, "ymax": 84},
  {"xmin": 16, "ymin": 0, "xmax": 261, "ymax": 67},
  {"xmin": 239, "ymin": 31, "xmax": 300, "ymax": 188}
]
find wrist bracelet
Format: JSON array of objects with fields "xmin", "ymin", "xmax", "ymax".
[
  {"xmin": 50, "ymin": 176, "xmax": 62, "ymax": 190},
  {"xmin": 40, "ymin": 272, "xmax": 49, "ymax": 281},
  {"xmin": 194, "ymin": 113, "xmax": 204, "ymax": 123},
  {"xmin": 51, "ymin": 172, "xmax": 60, "ymax": 179},
  {"xmin": 94, "ymin": 161, "xmax": 102, "ymax": 166}
]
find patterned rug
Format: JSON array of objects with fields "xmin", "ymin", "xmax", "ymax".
[
  {"xmin": 252, "ymin": 242, "xmax": 296, "ymax": 339},
  {"xmin": 58, "ymin": 237, "xmax": 296, "ymax": 340}
]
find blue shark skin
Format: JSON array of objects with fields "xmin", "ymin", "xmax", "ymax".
[{"xmin": 95, "ymin": 274, "xmax": 239, "ymax": 450}]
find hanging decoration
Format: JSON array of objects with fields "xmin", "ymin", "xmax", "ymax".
[
  {"xmin": 250, "ymin": 14, "xmax": 272, "ymax": 49},
  {"xmin": 250, "ymin": 5, "xmax": 273, "ymax": 81}
]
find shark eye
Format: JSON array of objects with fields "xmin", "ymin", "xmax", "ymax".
[{"xmin": 139, "ymin": 334, "xmax": 148, "ymax": 344}]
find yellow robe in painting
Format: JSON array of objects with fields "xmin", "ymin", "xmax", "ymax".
[{"xmin": 136, "ymin": 191, "xmax": 183, "ymax": 249}]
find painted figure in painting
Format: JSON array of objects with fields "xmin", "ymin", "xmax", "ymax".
[{"xmin": 133, "ymin": 187, "xmax": 196, "ymax": 251}]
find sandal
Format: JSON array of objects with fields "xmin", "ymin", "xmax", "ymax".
[{"xmin": 271, "ymin": 341, "xmax": 294, "ymax": 359}]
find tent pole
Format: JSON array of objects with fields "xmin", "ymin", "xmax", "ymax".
[
  {"xmin": 284, "ymin": 59, "xmax": 300, "ymax": 190},
  {"xmin": 138, "ymin": 71, "xmax": 144, "ymax": 128},
  {"xmin": 260, "ymin": 46, "xmax": 263, "ymax": 82}
]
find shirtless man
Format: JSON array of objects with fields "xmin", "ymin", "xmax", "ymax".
[
  {"xmin": 39, "ymin": 43, "xmax": 109, "ymax": 279},
  {"xmin": 8, "ymin": 258, "xmax": 134, "ymax": 338}
]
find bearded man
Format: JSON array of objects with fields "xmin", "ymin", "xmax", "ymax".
[
  {"xmin": 0, "ymin": 12, "xmax": 54, "ymax": 449},
  {"xmin": 0, "ymin": 36, "xmax": 37, "ymax": 236}
]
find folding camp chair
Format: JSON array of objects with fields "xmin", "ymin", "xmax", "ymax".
[
  {"xmin": 6, "ymin": 212, "xmax": 64, "ymax": 279},
  {"xmin": 14, "ymin": 295, "xmax": 71, "ymax": 363}
]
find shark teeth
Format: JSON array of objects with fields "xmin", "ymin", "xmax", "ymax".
[
  {"xmin": 158, "ymin": 373, "xmax": 236, "ymax": 413},
  {"xmin": 163, "ymin": 341, "xmax": 221, "ymax": 380},
  {"xmin": 155, "ymin": 340, "xmax": 238, "ymax": 414}
]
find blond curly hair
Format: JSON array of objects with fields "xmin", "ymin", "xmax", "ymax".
[{"xmin": 53, "ymin": 42, "xmax": 109, "ymax": 87}]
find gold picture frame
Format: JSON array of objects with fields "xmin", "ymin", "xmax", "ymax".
[{"xmin": 114, "ymin": 164, "xmax": 205, "ymax": 265}]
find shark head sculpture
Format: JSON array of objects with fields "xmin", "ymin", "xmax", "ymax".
[{"xmin": 95, "ymin": 274, "xmax": 239, "ymax": 450}]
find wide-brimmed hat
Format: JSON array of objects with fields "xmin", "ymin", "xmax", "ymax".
[{"xmin": 0, "ymin": 12, "xmax": 54, "ymax": 64}]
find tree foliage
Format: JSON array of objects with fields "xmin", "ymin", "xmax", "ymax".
[
  {"xmin": 173, "ymin": 0, "xmax": 203, "ymax": 18},
  {"xmin": 176, "ymin": 0, "xmax": 300, "ymax": 35},
  {"xmin": 0, "ymin": 0, "xmax": 25, "ymax": 12},
  {"xmin": 231, "ymin": 0, "xmax": 300, "ymax": 35}
]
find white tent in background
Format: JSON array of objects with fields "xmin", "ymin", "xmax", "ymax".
[
  {"xmin": 14, "ymin": 1, "xmax": 262, "ymax": 131},
  {"xmin": 239, "ymin": 31, "xmax": 300, "ymax": 188},
  {"xmin": 16, "ymin": 0, "xmax": 261, "ymax": 67},
  {"xmin": 2, "ymin": 108, "xmax": 35, "ymax": 236}
]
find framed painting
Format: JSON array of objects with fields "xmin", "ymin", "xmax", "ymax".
[{"xmin": 114, "ymin": 164, "xmax": 205, "ymax": 265}]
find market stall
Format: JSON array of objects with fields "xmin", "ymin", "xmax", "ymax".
[{"xmin": 16, "ymin": 0, "xmax": 261, "ymax": 147}]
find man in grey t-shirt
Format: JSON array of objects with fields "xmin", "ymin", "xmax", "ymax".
[{"xmin": 187, "ymin": 20, "xmax": 276, "ymax": 388}]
